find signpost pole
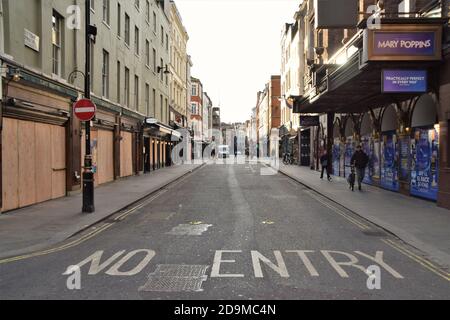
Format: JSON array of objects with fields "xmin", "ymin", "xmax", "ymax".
[{"xmin": 82, "ymin": 0, "xmax": 95, "ymax": 213}]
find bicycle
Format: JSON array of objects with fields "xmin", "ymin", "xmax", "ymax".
[{"xmin": 283, "ymin": 153, "xmax": 295, "ymax": 165}]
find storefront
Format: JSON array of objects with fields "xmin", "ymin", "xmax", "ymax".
[{"xmin": 293, "ymin": 18, "xmax": 448, "ymax": 207}]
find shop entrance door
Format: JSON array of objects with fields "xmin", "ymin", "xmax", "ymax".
[
  {"xmin": 144, "ymin": 137, "xmax": 151, "ymax": 173},
  {"xmin": 300, "ymin": 129, "xmax": 311, "ymax": 167}
]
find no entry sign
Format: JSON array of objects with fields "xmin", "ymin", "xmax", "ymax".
[{"xmin": 74, "ymin": 98, "xmax": 97, "ymax": 121}]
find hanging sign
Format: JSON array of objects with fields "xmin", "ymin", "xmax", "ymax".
[{"xmin": 382, "ymin": 70, "xmax": 427, "ymax": 93}]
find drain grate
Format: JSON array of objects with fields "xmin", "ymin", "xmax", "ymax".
[
  {"xmin": 139, "ymin": 265, "xmax": 209, "ymax": 292},
  {"xmin": 166, "ymin": 224, "xmax": 213, "ymax": 236}
]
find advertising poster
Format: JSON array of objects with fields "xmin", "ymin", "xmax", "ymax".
[
  {"xmin": 361, "ymin": 135, "xmax": 373, "ymax": 184},
  {"xmin": 410, "ymin": 128, "xmax": 439, "ymax": 201},
  {"xmin": 399, "ymin": 135, "xmax": 411, "ymax": 182},
  {"xmin": 332, "ymin": 139, "xmax": 340, "ymax": 176},
  {"xmin": 381, "ymin": 132, "xmax": 399, "ymax": 192},
  {"xmin": 373, "ymin": 140, "xmax": 381, "ymax": 180},
  {"xmin": 344, "ymin": 138, "xmax": 354, "ymax": 178}
]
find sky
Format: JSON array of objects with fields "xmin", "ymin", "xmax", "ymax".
[{"xmin": 176, "ymin": 0, "xmax": 301, "ymax": 124}]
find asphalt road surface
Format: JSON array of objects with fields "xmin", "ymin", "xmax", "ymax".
[{"xmin": 0, "ymin": 163, "xmax": 449, "ymax": 300}]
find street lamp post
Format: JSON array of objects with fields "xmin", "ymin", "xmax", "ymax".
[{"xmin": 82, "ymin": 0, "xmax": 95, "ymax": 213}]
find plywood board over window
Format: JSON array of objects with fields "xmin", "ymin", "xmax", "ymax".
[
  {"xmin": 120, "ymin": 131, "xmax": 133, "ymax": 178},
  {"xmin": 1, "ymin": 118, "xmax": 66, "ymax": 213},
  {"xmin": 97, "ymin": 130, "xmax": 114, "ymax": 185}
]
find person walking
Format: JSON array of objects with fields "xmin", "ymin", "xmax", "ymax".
[
  {"xmin": 351, "ymin": 145, "xmax": 369, "ymax": 191},
  {"xmin": 320, "ymin": 150, "xmax": 332, "ymax": 181}
]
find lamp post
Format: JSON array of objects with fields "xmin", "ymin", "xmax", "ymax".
[{"xmin": 82, "ymin": 0, "xmax": 95, "ymax": 213}]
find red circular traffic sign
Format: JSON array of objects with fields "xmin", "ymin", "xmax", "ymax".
[{"xmin": 74, "ymin": 98, "xmax": 97, "ymax": 122}]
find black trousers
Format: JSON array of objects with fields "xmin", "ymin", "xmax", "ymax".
[{"xmin": 321, "ymin": 166, "xmax": 331, "ymax": 179}]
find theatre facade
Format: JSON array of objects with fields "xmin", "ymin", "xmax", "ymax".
[{"xmin": 294, "ymin": 15, "xmax": 450, "ymax": 209}]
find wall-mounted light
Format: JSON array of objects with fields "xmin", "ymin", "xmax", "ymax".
[{"xmin": 157, "ymin": 65, "xmax": 171, "ymax": 75}]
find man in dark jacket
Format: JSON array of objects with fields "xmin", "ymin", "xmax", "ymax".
[
  {"xmin": 320, "ymin": 150, "xmax": 332, "ymax": 181},
  {"xmin": 351, "ymin": 145, "xmax": 369, "ymax": 191}
]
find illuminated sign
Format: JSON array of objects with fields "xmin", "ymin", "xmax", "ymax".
[
  {"xmin": 374, "ymin": 32, "xmax": 435, "ymax": 56},
  {"xmin": 363, "ymin": 25, "xmax": 442, "ymax": 62},
  {"xmin": 382, "ymin": 70, "xmax": 427, "ymax": 93}
]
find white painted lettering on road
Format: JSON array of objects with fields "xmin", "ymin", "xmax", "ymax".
[
  {"xmin": 106, "ymin": 250, "xmax": 156, "ymax": 276},
  {"xmin": 211, "ymin": 250, "xmax": 245, "ymax": 278},
  {"xmin": 355, "ymin": 251, "xmax": 404, "ymax": 279},
  {"xmin": 251, "ymin": 251, "xmax": 289, "ymax": 278},
  {"xmin": 286, "ymin": 250, "xmax": 319, "ymax": 277},
  {"xmin": 76, "ymin": 250, "xmax": 126, "ymax": 275},
  {"xmin": 321, "ymin": 251, "xmax": 366, "ymax": 278}
]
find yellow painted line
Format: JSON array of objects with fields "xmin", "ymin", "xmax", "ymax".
[
  {"xmin": 382, "ymin": 239, "xmax": 450, "ymax": 281},
  {"xmin": 305, "ymin": 191, "xmax": 369, "ymax": 230},
  {"xmin": 0, "ymin": 223, "xmax": 113, "ymax": 265},
  {"xmin": 0, "ymin": 168, "xmax": 200, "ymax": 265}
]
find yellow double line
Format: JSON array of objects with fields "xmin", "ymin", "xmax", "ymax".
[
  {"xmin": 382, "ymin": 239, "xmax": 450, "ymax": 281},
  {"xmin": 0, "ymin": 222, "xmax": 114, "ymax": 265},
  {"xmin": 305, "ymin": 190, "xmax": 370, "ymax": 230},
  {"xmin": 0, "ymin": 178, "xmax": 186, "ymax": 265}
]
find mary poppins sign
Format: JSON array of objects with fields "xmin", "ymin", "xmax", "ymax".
[
  {"xmin": 363, "ymin": 25, "xmax": 442, "ymax": 62},
  {"xmin": 374, "ymin": 32, "xmax": 435, "ymax": 56}
]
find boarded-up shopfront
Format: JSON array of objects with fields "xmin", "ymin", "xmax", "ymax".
[
  {"xmin": 120, "ymin": 131, "xmax": 133, "ymax": 178},
  {"xmin": 2, "ymin": 118, "xmax": 66, "ymax": 212}
]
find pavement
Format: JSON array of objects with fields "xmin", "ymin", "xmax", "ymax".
[
  {"xmin": 0, "ymin": 164, "xmax": 202, "ymax": 260},
  {"xmin": 0, "ymin": 163, "xmax": 448, "ymax": 300},
  {"xmin": 277, "ymin": 163, "xmax": 450, "ymax": 269}
]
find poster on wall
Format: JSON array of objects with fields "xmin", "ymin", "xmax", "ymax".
[
  {"xmin": 361, "ymin": 135, "xmax": 373, "ymax": 184},
  {"xmin": 373, "ymin": 140, "xmax": 381, "ymax": 180},
  {"xmin": 344, "ymin": 138, "xmax": 354, "ymax": 178},
  {"xmin": 381, "ymin": 132, "xmax": 399, "ymax": 192},
  {"xmin": 332, "ymin": 139, "xmax": 340, "ymax": 176},
  {"xmin": 410, "ymin": 128, "xmax": 439, "ymax": 201},
  {"xmin": 399, "ymin": 136, "xmax": 410, "ymax": 182}
]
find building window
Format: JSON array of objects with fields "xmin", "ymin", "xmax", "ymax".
[
  {"xmin": 192, "ymin": 103, "xmax": 197, "ymax": 115},
  {"xmin": 145, "ymin": 84, "xmax": 150, "ymax": 115},
  {"xmin": 102, "ymin": 50, "xmax": 110, "ymax": 98},
  {"xmin": 117, "ymin": 3, "xmax": 121, "ymax": 37},
  {"xmin": 160, "ymin": 58, "xmax": 164, "ymax": 81},
  {"xmin": 117, "ymin": 61, "xmax": 121, "ymax": 103},
  {"xmin": 125, "ymin": 13, "xmax": 130, "ymax": 46},
  {"xmin": 135, "ymin": 26, "xmax": 140, "ymax": 55},
  {"xmin": 161, "ymin": 26, "xmax": 164, "ymax": 45},
  {"xmin": 134, "ymin": 75, "xmax": 139, "ymax": 110},
  {"xmin": 153, "ymin": 12, "xmax": 157, "ymax": 33},
  {"xmin": 52, "ymin": 11, "xmax": 62, "ymax": 76},
  {"xmin": 192, "ymin": 85, "xmax": 197, "ymax": 97},
  {"xmin": 102, "ymin": 0, "xmax": 110, "ymax": 25},
  {"xmin": 124, "ymin": 67, "xmax": 130, "ymax": 107},
  {"xmin": 153, "ymin": 48, "xmax": 157, "ymax": 71},
  {"xmin": 135, "ymin": 0, "xmax": 140, "ymax": 10},
  {"xmin": 166, "ymin": 34, "xmax": 169, "ymax": 52},
  {"xmin": 145, "ymin": 0, "xmax": 150, "ymax": 23},
  {"xmin": 145, "ymin": 40, "xmax": 150, "ymax": 66}
]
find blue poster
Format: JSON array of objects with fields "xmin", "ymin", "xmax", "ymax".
[
  {"xmin": 361, "ymin": 135, "xmax": 373, "ymax": 185},
  {"xmin": 381, "ymin": 132, "xmax": 399, "ymax": 192},
  {"xmin": 410, "ymin": 128, "xmax": 439, "ymax": 201},
  {"xmin": 344, "ymin": 138, "xmax": 354, "ymax": 179},
  {"xmin": 332, "ymin": 139, "xmax": 340, "ymax": 177},
  {"xmin": 373, "ymin": 140, "xmax": 381, "ymax": 180}
]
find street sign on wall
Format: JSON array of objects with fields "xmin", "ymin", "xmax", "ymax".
[
  {"xmin": 74, "ymin": 99, "xmax": 96, "ymax": 122},
  {"xmin": 382, "ymin": 70, "xmax": 428, "ymax": 93}
]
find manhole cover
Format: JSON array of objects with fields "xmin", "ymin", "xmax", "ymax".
[
  {"xmin": 139, "ymin": 265, "xmax": 209, "ymax": 292},
  {"xmin": 166, "ymin": 224, "xmax": 213, "ymax": 236}
]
